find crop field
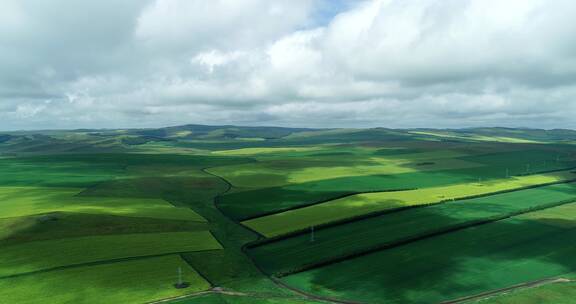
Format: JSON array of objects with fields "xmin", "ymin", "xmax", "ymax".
[
  {"xmin": 0, "ymin": 187, "xmax": 205, "ymax": 221},
  {"xmin": 247, "ymin": 182, "xmax": 576, "ymax": 275},
  {"xmin": 243, "ymin": 170, "xmax": 576, "ymax": 237},
  {"xmin": 220, "ymin": 148, "xmax": 576, "ymax": 220},
  {"xmin": 0, "ymin": 255, "xmax": 210, "ymax": 304},
  {"xmin": 282, "ymin": 202, "xmax": 576, "ymax": 303},
  {"xmin": 0, "ymin": 231, "xmax": 221, "ymax": 277},
  {"xmin": 2, "ymin": 126, "xmax": 576, "ymax": 303},
  {"xmin": 207, "ymin": 149, "xmax": 479, "ymax": 189}
]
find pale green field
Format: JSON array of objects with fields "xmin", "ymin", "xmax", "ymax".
[
  {"xmin": 0, "ymin": 255, "xmax": 210, "ymax": 304},
  {"xmin": 208, "ymin": 150, "xmax": 478, "ymax": 189},
  {"xmin": 410, "ymin": 131, "xmax": 543, "ymax": 144},
  {"xmin": 212, "ymin": 146, "xmax": 323, "ymax": 156},
  {"xmin": 0, "ymin": 186, "xmax": 205, "ymax": 221},
  {"xmin": 0, "ymin": 231, "xmax": 222, "ymax": 277},
  {"xmin": 244, "ymin": 170, "xmax": 576, "ymax": 237}
]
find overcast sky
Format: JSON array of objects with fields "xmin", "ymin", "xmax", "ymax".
[{"xmin": 2, "ymin": 0, "xmax": 576, "ymax": 130}]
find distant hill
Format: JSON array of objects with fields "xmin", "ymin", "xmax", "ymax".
[{"xmin": 1, "ymin": 124, "xmax": 576, "ymax": 154}]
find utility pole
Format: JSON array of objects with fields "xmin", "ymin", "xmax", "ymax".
[
  {"xmin": 506, "ymin": 168, "xmax": 509, "ymax": 178},
  {"xmin": 526, "ymin": 164, "xmax": 530, "ymax": 173},
  {"xmin": 310, "ymin": 226, "xmax": 315, "ymax": 242},
  {"xmin": 174, "ymin": 266, "xmax": 189, "ymax": 289}
]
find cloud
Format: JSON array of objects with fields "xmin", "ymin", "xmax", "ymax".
[{"xmin": 1, "ymin": 0, "xmax": 576, "ymax": 130}]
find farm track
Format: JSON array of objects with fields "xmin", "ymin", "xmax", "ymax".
[
  {"xmin": 147, "ymin": 285, "xmax": 343, "ymax": 304},
  {"xmin": 441, "ymin": 277, "xmax": 574, "ymax": 304},
  {"xmin": 200, "ymin": 166, "xmax": 265, "ymax": 237},
  {"xmin": 200, "ymin": 167, "xmax": 357, "ymax": 304}
]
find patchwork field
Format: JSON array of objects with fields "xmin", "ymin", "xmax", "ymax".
[
  {"xmin": 0, "ymin": 231, "xmax": 221, "ymax": 277},
  {"xmin": 2, "ymin": 125, "xmax": 576, "ymax": 303},
  {"xmin": 247, "ymin": 182, "xmax": 576, "ymax": 275},
  {"xmin": 244, "ymin": 170, "xmax": 576, "ymax": 237},
  {"xmin": 282, "ymin": 202, "xmax": 576, "ymax": 303}
]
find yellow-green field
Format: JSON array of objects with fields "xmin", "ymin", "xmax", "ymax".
[
  {"xmin": 0, "ymin": 255, "xmax": 210, "ymax": 304},
  {"xmin": 208, "ymin": 150, "xmax": 478, "ymax": 189},
  {"xmin": 0, "ymin": 231, "xmax": 222, "ymax": 277},
  {"xmin": 0, "ymin": 186, "xmax": 205, "ymax": 221},
  {"xmin": 244, "ymin": 170, "xmax": 576, "ymax": 237}
]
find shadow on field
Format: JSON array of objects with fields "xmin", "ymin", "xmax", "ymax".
[
  {"xmin": 286, "ymin": 190, "xmax": 576, "ymax": 304},
  {"xmin": 0, "ymin": 212, "xmax": 208, "ymax": 247}
]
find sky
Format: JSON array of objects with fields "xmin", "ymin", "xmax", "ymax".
[{"xmin": 2, "ymin": 0, "xmax": 576, "ymax": 131}]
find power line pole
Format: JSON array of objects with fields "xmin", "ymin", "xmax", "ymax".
[
  {"xmin": 178, "ymin": 267, "xmax": 182, "ymax": 286},
  {"xmin": 506, "ymin": 168, "xmax": 509, "ymax": 178},
  {"xmin": 310, "ymin": 226, "xmax": 315, "ymax": 243}
]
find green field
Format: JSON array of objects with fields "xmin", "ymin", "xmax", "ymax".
[
  {"xmin": 480, "ymin": 275, "xmax": 576, "ymax": 304},
  {"xmin": 220, "ymin": 148, "xmax": 576, "ymax": 220},
  {"xmin": 244, "ymin": 170, "xmax": 576, "ymax": 237},
  {"xmin": 0, "ymin": 231, "xmax": 221, "ymax": 277},
  {"xmin": 0, "ymin": 255, "xmax": 211, "ymax": 304},
  {"xmin": 282, "ymin": 202, "xmax": 576, "ymax": 303},
  {"xmin": 2, "ymin": 125, "xmax": 576, "ymax": 303},
  {"xmin": 248, "ymin": 182, "xmax": 576, "ymax": 275},
  {"xmin": 0, "ymin": 186, "xmax": 205, "ymax": 221}
]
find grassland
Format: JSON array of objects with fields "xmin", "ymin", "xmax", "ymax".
[
  {"xmin": 282, "ymin": 202, "xmax": 576, "ymax": 303},
  {"xmin": 2, "ymin": 125, "xmax": 576, "ymax": 303},
  {"xmin": 244, "ymin": 170, "xmax": 576, "ymax": 237},
  {"xmin": 220, "ymin": 148, "xmax": 576, "ymax": 220},
  {"xmin": 0, "ymin": 255, "xmax": 210, "ymax": 304},
  {"xmin": 480, "ymin": 274, "xmax": 576, "ymax": 304},
  {"xmin": 0, "ymin": 231, "xmax": 221, "ymax": 277},
  {"xmin": 247, "ymin": 182, "xmax": 576, "ymax": 275},
  {"xmin": 207, "ymin": 149, "xmax": 478, "ymax": 189},
  {"xmin": 0, "ymin": 186, "xmax": 205, "ymax": 221}
]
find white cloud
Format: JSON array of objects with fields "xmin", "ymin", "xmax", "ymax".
[{"xmin": 2, "ymin": 0, "xmax": 576, "ymax": 130}]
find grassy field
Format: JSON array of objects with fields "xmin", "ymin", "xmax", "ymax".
[
  {"xmin": 480, "ymin": 274, "xmax": 576, "ymax": 304},
  {"xmin": 248, "ymin": 182, "xmax": 576, "ymax": 275},
  {"xmin": 0, "ymin": 255, "xmax": 211, "ymax": 304},
  {"xmin": 0, "ymin": 186, "xmax": 205, "ymax": 221},
  {"xmin": 244, "ymin": 170, "xmax": 576, "ymax": 237},
  {"xmin": 218, "ymin": 147, "xmax": 576, "ymax": 220},
  {"xmin": 207, "ymin": 149, "xmax": 478, "ymax": 189},
  {"xmin": 0, "ymin": 231, "xmax": 221, "ymax": 277},
  {"xmin": 282, "ymin": 202, "xmax": 576, "ymax": 303}
]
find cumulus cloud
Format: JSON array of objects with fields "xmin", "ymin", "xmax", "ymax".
[{"xmin": 1, "ymin": 0, "xmax": 576, "ymax": 130}]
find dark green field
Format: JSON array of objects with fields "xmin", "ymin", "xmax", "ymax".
[{"xmin": 2, "ymin": 125, "xmax": 576, "ymax": 303}]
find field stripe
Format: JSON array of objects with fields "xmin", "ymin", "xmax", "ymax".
[
  {"xmin": 0, "ymin": 231, "xmax": 222, "ymax": 277},
  {"xmin": 271, "ymin": 197, "xmax": 576, "ymax": 277},
  {"xmin": 243, "ymin": 170, "xmax": 576, "ymax": 237}
]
